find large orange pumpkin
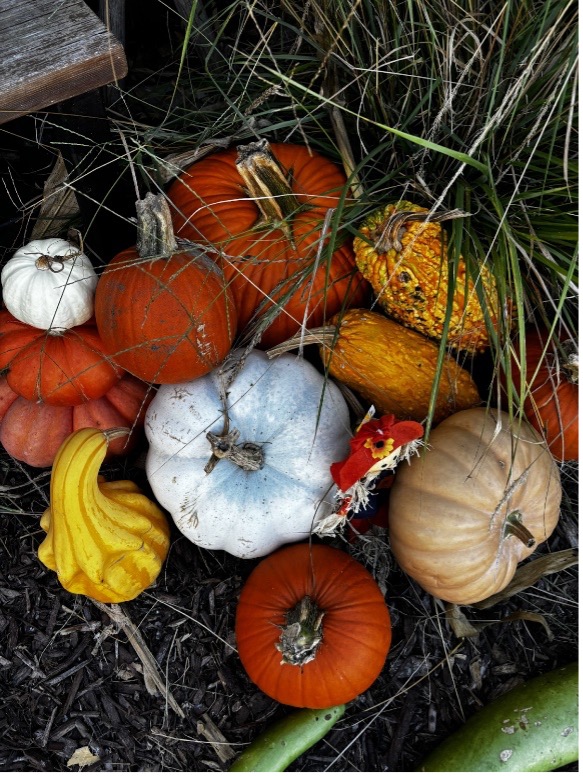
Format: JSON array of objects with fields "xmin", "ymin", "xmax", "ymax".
[
  {"xmin": 235, "ymin": 542, "xmax": 391, "ymax": 708},
  {"xmin": 0, "ymin": 311, "xmax": 122, "ymax": 405},
  {"xmin": 0, "ymin": 373, "xmax": 153, "ymax": 467},
  {"xmin": 167, "ymin": 139, "xmax": 368, "ymax": 348},
  {"xmin": 510, "ymin": 328, "xmax": 578, "ymax": 461},
  {"xmin": 95, "ymin": 194, "xmax": 237, "ymax": 384}
]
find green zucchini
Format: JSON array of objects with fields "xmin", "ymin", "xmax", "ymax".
[
  {"xmin": 418, "ymin": 662, "xmax": 578, "ymax": 772},
  {"xmin": 229, "ymin": 705, "xmax": 346, "ymax": 772}
]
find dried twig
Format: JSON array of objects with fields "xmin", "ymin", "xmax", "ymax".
[{"xmin": 92, "ymin": 601, "xmax": 185, "ymax": 718}]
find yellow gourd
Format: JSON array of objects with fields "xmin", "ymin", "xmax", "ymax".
[
  {"xmin": 269, "ymin": 309, "xmax": 481, "ymax": 423},
  {"xmin": 354, "ymin": 201, "xmax": 502, "ymax": 353},
  {"xmin": 38, "ymin": 428, "xmax": 170, "ymax": 603}
]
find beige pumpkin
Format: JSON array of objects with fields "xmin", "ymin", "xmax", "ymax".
[{"xmin": 388, "ymin": 407, "xmax": 562, "ymax": 605}]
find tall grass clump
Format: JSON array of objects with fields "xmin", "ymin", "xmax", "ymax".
[{"xmin": 109, "ymin": 0, "xmax": 577, "ymax": 435}]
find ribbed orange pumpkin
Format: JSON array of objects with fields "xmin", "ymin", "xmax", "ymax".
[
  {"xmin": 0, "ymin": 374, "xmax": 153, "ymax": 467},
  {"xmin": 94, "ymin": 194, "xmax": 237, "ymax": 383},
  {"xmin": 0, "ymin": 311, "xmax": 122, "ymax": 405},
  {"xmin": 167, "ymin": 139, "xmax": 368, "ymax": 348},
  {"xmin": 510, "ymin": 328, "xmax": 578, "ymax": 461}
]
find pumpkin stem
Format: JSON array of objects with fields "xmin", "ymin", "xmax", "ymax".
[
  {"xmin": 235, "ymin": 140, "xmax": 299, "ymax": 245},
  {"xmin": 35, "ymin": 255, "xmax": 66, "ymax": 273},
  {"xmin": 136, "ymin": 193, "xmax": 178, "ymax": 259},
  {"xmin": 562, "ymin": 349, "xmax": 578, "ymax": 385},
  {"xmin": 205, "ymin": 428, "xmax": 264, "ymax": 472},
  {"xmin": 504, "ymin": 510, "xmax": 536, "ymax": 548},
  {"xmin": 276, "ymin": 595, "xmax": 325, "ymax": 667},
  {"xmin": 374, "ymin": 206, "xmax": 468, "ymax": 253}
]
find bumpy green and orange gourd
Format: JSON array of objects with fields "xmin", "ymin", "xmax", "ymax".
[{"xmin": 353, "ymin": 201, "xmax": 503, "ymax": 353}]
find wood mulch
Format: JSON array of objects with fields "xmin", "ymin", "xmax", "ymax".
[{"xmin": 0, "ymin": 449, "xmax": 578, "ymax": 772}]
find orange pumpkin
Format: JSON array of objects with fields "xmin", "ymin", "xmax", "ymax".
[
  {"xmin": 235, "ymin": 542, "xmax": 391, "ymax": 708},
  {"xmin": 95, "ymin": 194, "xmax": 237, "ymax": 384},
  {"xmin": 510, "ymin": 328, "xmax": 578, "ymax": 461},
  {"xmin": 0, "ymin": 311, "xmax": 122, "ymax": 405},
  {"xmin": 0, "ymin": 374, "xmax": 153, "ymax": 467},
  {"xmin": 167, "ymin": 140, "xmax": 368, "ymax": 347}
]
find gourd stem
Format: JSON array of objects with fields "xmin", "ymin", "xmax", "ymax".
[
  {"xmin": 103, "ymin": 427, "xmax": 131, "ymax": 444},
  {"xmin": 375, "ymin": 207, "xmax": 468, "ymax": 253},
  {"xmin": 136, "ymin": 192, "xmax": 178, "ymax": 259},
  {"xmin": 504, "ymin": 510, "xmax": 536, "ymax": 548},
  {"xmin": 235, "ymin": 140, "xmax": 299, "ymax": 242},
  {"xmin": 276, "ymin": 595, "xmax": 325, "ymax": 667},
  {"xmin": 265, "ymin": 326, "xmax": 336, "ymax": 358}
]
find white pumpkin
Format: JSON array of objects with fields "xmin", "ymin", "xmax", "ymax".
[
  {"xmin": 145, "ymin": 349, "xmax": 351, "ymax": 558},
  {"xmin": 1, "ymin": 238, "xmax": 98, "ymax": 330}
]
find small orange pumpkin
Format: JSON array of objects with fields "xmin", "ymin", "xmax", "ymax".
[
  {"xmin": 95, "ymin": 194, "xmax": 237, "ymax": 383},
  {"xmin": 0, "ymin": 374, "xmax": 153, "ymax": 467},
  {"xmin": 510, "ymin": 328, "xmax": 578, "ymax": 461},
  {"xmin": 235, "ymin": 542, "xmax": 391, "ymax": 708}
]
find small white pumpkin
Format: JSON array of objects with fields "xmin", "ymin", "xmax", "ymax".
[
  {"xmin": 1, "ymin": 238, "xmax": 98, "ymax": 330},
  {"xmin": 145, "ymin": 349, "xmax": 351, "ymax": 558}
]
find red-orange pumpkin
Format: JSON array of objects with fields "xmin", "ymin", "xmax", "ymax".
[
  {"xmin": 235, "ymin": 543, "xmax": 391, "ymax": 709},
  {"xmin": 510, "ymin": 328, "xmax": 578, "ymax": 461},
  {"xmin": 0, "ymin": 311, "xmax": 122, "ymax": 405},
  {"xmin": 167, "ymin": 140, "xmax": 368, "ymax": 348},
  {"xmin": 95, "ymin": 195, "xmax": 237, "ymax": 384},
  {"xmin": 0, "ymin": 373, "xmax": 153, "ymax": 467}
]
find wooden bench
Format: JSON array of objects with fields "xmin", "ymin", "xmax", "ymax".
[{"xmin": 0, "ymin": 0, "xmax": 127, "ymax": 125}]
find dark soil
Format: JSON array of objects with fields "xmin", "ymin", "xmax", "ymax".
[
  {"xmin": 0, "ymin": 447, "xmax": 578, "ymax": 772},
  {"xmin": 0, "ymin": 2, "xmax": 578, "ymax": 772}
]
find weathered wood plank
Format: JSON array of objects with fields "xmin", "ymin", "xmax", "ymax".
[{"xmin": 0, "ymin": 0, "xmax": 127, "ymax": 124}]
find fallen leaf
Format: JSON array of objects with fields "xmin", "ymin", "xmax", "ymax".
[
  {"xmin": 66, "ymin": 746, "xmax": 100, "ymax": 768},
  {"xmin": 473, "ymin": 549, "xmax": 578, "ymax": 609}
]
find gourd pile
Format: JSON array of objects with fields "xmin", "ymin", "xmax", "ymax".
[{"xmin": 0, "ymin": 139, "xmax": 577, "ymax": 713}]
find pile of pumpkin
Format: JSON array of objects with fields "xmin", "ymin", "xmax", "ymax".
[{"xmin": 0, "ymin": 140, "xmax": 577, "ymax": 713}]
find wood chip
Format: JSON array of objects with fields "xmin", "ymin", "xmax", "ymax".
[{"xmin": 197, "ymin": 713, "xmax": 236, "ymax": 763}]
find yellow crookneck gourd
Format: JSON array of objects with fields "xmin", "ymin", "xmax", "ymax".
[{"xmin": 38, "ymin": 427, "xmax": 170, "ymax": 603}]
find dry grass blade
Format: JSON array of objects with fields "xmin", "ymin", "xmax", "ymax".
[
  {"xmin": 92, "ymin": 601, "xmax": 185, "ymax": 718},
  {"xmin": 197, "ymin": 714, "xmax": 236, "ymax": 763}
]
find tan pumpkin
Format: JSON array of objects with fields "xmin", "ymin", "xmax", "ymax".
[
  {"xmin": 268, "ymin": 308, "xmax": 480, "ymax": 423},
  {"xmin": 353, "ymin": 202, "xmax": 503, "ymax": 353},
  {"xmin": 388, "ymin": 408, "xmax": 562, "ymax": 605}
]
